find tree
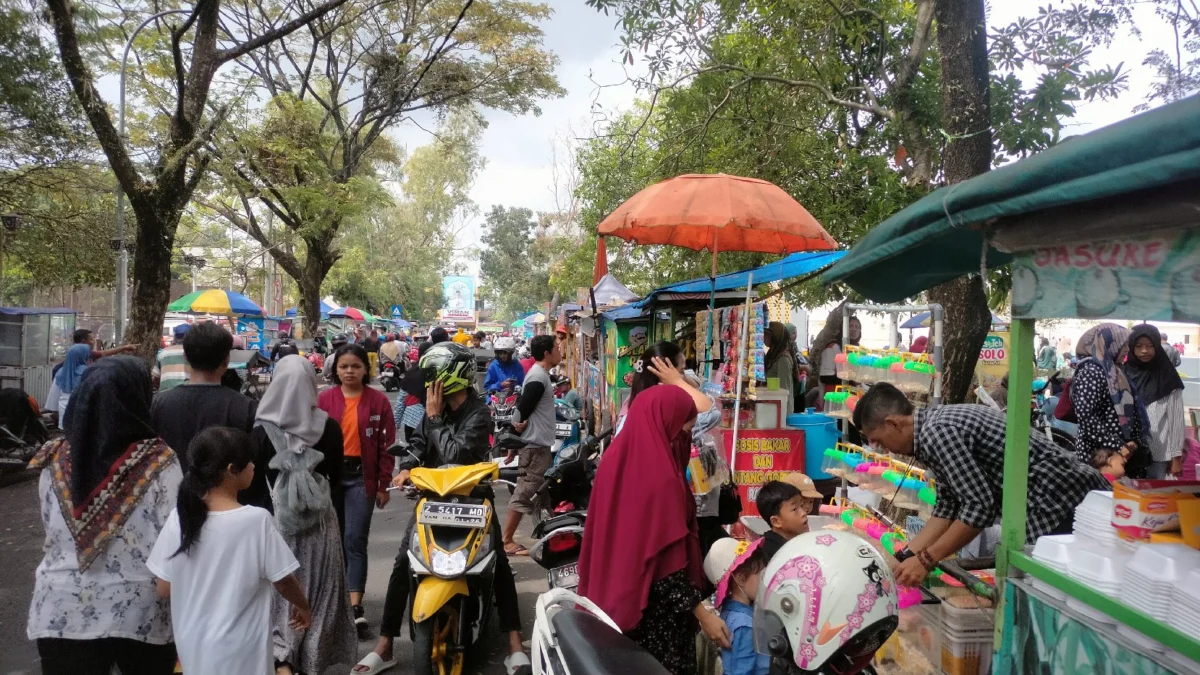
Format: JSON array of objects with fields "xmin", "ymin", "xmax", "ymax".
[
  {"xmin": 582, "ymin": 0, "xmax": 1141, "ymax": 401},
  {"xmin": 326, "ymin": 113, "xmax": 484, "ymax": 321},
  {"xmin": 207, "ymin": 0, "xmax": 564, "ymax": 333},
  {"xmin": 479, "ymin": 205, "xmax": 554, "ymax": 319},
  {"xmin": 43, "ymin": 0, "xmax": 354, "ymax": 354}
]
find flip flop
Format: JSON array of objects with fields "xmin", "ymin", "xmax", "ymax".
[
  {"xmin": 351, "ymin": 652, "xmax": 397, "ymax": 675},
  {"xmin": 505, "ymin": 543, "xmax": 530, "ymax": 556},
  {"xmin": 505, "ymin": 652, "xmax": 532, "ymax": 675}
]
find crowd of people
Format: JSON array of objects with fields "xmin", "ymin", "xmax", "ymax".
[{"xmin": 22, "ymin": 310, "xmax": 1195, "ymax": 675}]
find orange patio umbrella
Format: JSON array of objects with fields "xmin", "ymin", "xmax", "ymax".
[{"xmin": 597, "ymin": 173, "xmax": 837, "ymax": 269}]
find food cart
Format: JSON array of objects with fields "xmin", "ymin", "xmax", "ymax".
[
  {"xmin": 0, "ymin": 307, "xmax": 76, "ymax": 406},
  {"xmin": 825, "ymin": 94, "xmax": 1200, "ymax": 672}
]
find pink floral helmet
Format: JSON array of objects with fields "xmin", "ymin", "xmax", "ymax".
[{"xmin": 753, "ymin": 531, "xmax": 899, "ymax": 674}]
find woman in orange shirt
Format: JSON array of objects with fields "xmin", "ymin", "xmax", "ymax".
[{"xmin": 318, "ymin": 344, "xmax": 396, "ymax": 637}]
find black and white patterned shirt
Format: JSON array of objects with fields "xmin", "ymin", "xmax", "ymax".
[
  {"xmin": 1070, "ymin": 360, "xmax": 1142, "ymax": 464},
  {"xmin": 913, "ymin": 404, "xmax": 1110, "ymax": 540}
]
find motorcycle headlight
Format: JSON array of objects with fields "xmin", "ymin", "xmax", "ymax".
[{"xmin": 431, "ymin": 549, "xmax": 468, "ymax": 578}]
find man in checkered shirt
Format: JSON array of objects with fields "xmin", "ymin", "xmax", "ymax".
[{"xmin": 853, "ymin": 383, "xmax": 1109, "ymax": 587}]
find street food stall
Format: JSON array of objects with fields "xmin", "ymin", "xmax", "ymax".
[
  {"xmin": 0, "ymin": 307, "xmax": 76, "ymax": 406},
  {"xmin": 826, "ymin": 93, "xmax": 1200, "ymax": 672}
]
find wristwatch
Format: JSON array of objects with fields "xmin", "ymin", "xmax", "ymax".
[
  {"xmin": 893, "ymin": 548, "xmax": 916, "ymax": 563},
  {"xmin": 427, "ymin": 414, "xmax": 444, "ymax": 425}
]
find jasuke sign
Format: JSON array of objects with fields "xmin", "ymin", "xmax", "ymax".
[
  {"xmin": 1011, "ymin": 231, "xmax": 1200, "ymax": 321},
  {"xmin": 722, "ymin": 429, "xmax": 806, "ymax": 516}
]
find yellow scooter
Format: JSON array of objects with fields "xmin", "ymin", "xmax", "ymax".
[{"xmin": 406, "ymin": 462, "xmax": 500, "ymax": 675}]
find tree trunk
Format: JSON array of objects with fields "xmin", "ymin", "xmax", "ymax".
[
  {"xmin": 298, "ymin": 234, "xmax": 339, "ymax": 336},
  {"xmin": 929, "ymin": 0, "xmax": 993, "ymax": 403}
]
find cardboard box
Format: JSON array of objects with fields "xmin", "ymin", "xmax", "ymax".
[{"xmin": 1111, "ymin": 479, "xmax": 1200, "ymax": 542}]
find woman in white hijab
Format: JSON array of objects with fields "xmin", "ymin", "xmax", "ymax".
[{"xmin": 244, "ymin": 355, "xmax": 356, "ymax": 675}]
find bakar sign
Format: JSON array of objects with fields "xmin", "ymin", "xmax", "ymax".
[
  {"xmin": 1011, "ymin": 232, "xmax": 1200, "ymax": 321},
  {"xmin": 722, "ymin": 429, "xmax": 806, "ymax": 517}
]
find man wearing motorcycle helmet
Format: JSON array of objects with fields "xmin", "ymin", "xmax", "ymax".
[
  {"xmin": 484, "ymin": 336, "xmax": 525, "ymax": 393},
  {"xmin": 754, "ymin": 531, "xmax": 899, "ymax": 675},
  {"xmin": 361, "ymin": 343, "xmax": 529, "ymax": 674},
  {"xmin": 323, "ymin": 333, "xmax": 350, "ymax": 383}
]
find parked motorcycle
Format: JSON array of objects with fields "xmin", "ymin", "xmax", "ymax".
[
  {"xmin": 403, "ymin": 462, "xmax": 503, "ymax": 675},
  {"xmin": 0, "ymin": 388, "xmax": 49, "ymax": 474},
  {"xmin": 531, "ymin": 587, "xmax": 669, "ymax": 675},
  {"xmin": 530, "ymin": 428, "xmax": 611, "ymax": 591}
]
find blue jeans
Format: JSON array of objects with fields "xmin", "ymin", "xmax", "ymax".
[{"xmin": 342, "ymin": 476, "xmax": 373, "ymax": 593}]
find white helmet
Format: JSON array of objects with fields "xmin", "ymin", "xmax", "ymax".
[
  {"xmin": 754, "ymin": 531, "xmax": 898, "ymax": 675},
  {"xmin": 494, "ymin": 336, "xmax": 517, "ymax": 352}
]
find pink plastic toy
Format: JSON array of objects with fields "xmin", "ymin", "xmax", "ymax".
[
  {"xmin": 865, "ymin": 523, "xmax": 887, "ymax": 539},
  {"xmin": 896, "ymin": 586, "xmax": 922, "ymax": 609},
  {"xmin": 818, "ymin": 504, "xmax": 845, "ymax": 516}
]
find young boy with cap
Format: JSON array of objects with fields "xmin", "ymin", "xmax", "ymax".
[{"xmin": 781, "ymin": 472, "xmax": 825, "ymax": 514}]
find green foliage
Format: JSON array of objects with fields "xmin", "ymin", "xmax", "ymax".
[
  {"xmin": 574, "ymin": 0, "xmax": 1176, "ymax": 315},
  {"xmin": 327, "ymin": 113, "xmax": 484, "ymax": 321},
  {"xmin": 479, "ymin": 205, "xmax": 550, "ymax": 319},
  {"xmin": 208, "ymin": 0, "xmax": 564, "ymax": 329}
]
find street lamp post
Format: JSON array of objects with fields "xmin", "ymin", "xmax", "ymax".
[
  {"xmin": 114, "ymin": 9, "xmax": 191, "ymax": 342},
  {"xmin": 182, "ymin": 254, "xmax": 207, "ymax": 293}
]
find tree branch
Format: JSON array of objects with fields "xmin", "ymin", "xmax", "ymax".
[
  {"xmin": 217, "ymin": 0, "xmax": 353, "ymax": 63},
  {"xmin": 44, "ymin": 0, "xmax": 146, "ymax": 199}
]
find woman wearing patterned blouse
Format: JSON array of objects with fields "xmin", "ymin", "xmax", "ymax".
[
  {"xmin": 26, "ymin": 357, "xmax": 182, "ymax": 675},
  {"xmin": 1070, "ymin": 324, "xmax": 1149, "ymax": 477}
]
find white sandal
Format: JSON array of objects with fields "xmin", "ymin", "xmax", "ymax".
[
  {"xmin": 351, "ymin": 652, "xmax": 397, "ymax": 675},
  {"xmin": 504, "ymin": 652, "xmax": 532, "ymax": 675}
]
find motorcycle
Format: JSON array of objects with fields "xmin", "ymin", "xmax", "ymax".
[
  {"xmin": 401, "ymin": 462, "xmax": 504, "ymax": 675},
  {"xmin": 529, "ymin": 428, "xmax": 611, "ymax": 592},
  {"xmin": 0, "ymin": 388, "xmax": 49, "ymax": 474},
  {"xmin": 531, "ymin": 587, "xmax": 669, "ymax": 675},
  {"xmin": 379, "ymin": 359, "xmax": 402, "ymax": 392}
]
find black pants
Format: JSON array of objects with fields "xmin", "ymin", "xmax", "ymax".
[
  {"xmin": 37, "ymin": 637, "xmax": 177, "ymax": 675},
  {"xmin": 379, "ymin": 511, "xmax": 521, "ymax": 636}
]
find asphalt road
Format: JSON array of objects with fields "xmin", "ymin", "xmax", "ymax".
[{"xmin": 0, "ymin": 387, "xmax": 546, "ymax": 675}]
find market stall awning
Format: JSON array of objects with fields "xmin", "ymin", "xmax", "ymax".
[
  {"xmin": 900, "ymin": 310, "xmax": 1006, "ymax": 329},
  {"xmin": 646, "ymin": 250, "xmax": 846, "ymax": 298},
  {"xmin": 285, "ymin": 300, "xmax": 334, "ymax": 318},
  {"xmin": 823, "ymin": 94, "xmax": 1200, "ymax": 302},
  {"xmin": 593, "ymin": 273, "xmax": 639, "ymax": 306}
]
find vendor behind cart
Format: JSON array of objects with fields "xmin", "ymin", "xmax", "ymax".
[{"xmin": 852, "ymin": 383, "xmax": 1109, "ymax": 587}]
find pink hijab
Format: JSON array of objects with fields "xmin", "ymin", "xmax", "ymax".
[{"xmin": 577, "ymin": 386, "xmax": 703, "ymax": 631}]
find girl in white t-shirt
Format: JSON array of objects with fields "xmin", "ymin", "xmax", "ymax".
[{"xmin": 148, "ymin": 427, "xmax": 312, "ymax": 675}]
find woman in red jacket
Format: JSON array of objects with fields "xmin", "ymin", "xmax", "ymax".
[{"xmin": 318, "ymin": 343, "xmax": 396, "ymax": 637}]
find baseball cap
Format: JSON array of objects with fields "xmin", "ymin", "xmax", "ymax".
[
  {"xmin": 173, "ymin": 323, "xmax": 191, "ymax": 339},
  {"xmin": 782, "ymin": 472, "xmax": 824, "ymax": 499},
  {"xmin": 555, "ymin": 325, "xmax": 568, "ymax": 335}
]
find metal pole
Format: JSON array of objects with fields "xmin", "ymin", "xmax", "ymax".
[
  {"xmin": 116, "ymin": 9, "xmax": 191, "ymax": 342},
  {"xmin": 191, "ymin": 264, "xmax": 197, "ymax": 293},
  {"xmin": 728, "ymin": 272, "xmax": 754, "ymax": 476}
]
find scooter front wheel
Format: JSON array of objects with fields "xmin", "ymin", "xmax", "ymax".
[{"xmin": 413, "ymin": 603, "xmax": 465, "ymax": 675}]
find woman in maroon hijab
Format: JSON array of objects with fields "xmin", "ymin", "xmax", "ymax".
[{"xmin": 577, "ymin": 379, "xmax": 731, "ymax": 674}]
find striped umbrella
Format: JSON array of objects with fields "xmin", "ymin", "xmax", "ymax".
[
  {"xmin": 329, "ymin": 306, "xmax": 376, "ymax": 322},
  {"xmin": 168, "ymin": 289, "xmax": 264, "ymax": 316}
]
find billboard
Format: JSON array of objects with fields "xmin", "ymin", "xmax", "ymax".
[{"xmin": 442, "ymin": 276, "xmax": 476, "ymax": 321}]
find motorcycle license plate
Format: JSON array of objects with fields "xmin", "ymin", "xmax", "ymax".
[
  {"xmin": 549, "ymin": 562, "xmax": 579, "ymax": 590},
  {"xmin": 418, "ymin": 502, "xmax": 488, "ymax": 529},
  {"xmin": 555, "ymin": 423, "xmax": 573, "ymax": 437}
]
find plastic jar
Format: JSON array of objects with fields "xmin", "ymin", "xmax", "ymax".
[{"xmin": 835, "ymin": 352, "xmax": 848, "ymax": 380}]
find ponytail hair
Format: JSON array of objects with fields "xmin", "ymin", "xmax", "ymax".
[{"xmin": 173, "ymin": 427, "xmax": 255, "ymax": 558}]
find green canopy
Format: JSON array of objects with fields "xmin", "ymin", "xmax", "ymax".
[{"xmin": 824, "ymin": 94, "xmax": 1200, "ymax": 302}]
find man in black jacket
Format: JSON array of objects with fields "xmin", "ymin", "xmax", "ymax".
[{"xmin": 357, "ymin": 345, "xmax": 529, "ymax": 673}]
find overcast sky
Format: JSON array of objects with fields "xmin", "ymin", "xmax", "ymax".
[{"xmin": 384, "ymin": 0, "xmax": 1175, "ymax": 273}]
